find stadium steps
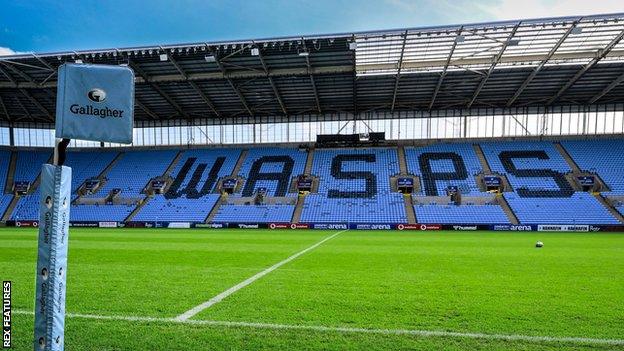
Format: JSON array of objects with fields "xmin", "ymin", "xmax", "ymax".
[
  {"xmin": 554, "ymin": 142, "xmax": 582, "ymax": 173},
  {"xmin": 205, "ymin": 195, "xmax": 224, "ymax": 223},
  {"xmin": 124, "ymin": 197, "xmax": 149, "ymax": 222},
  {"xmin": 232, "ymin": 149, "xmax": 249, "ymax": 176},
  {"xmin": 403, "ymin": 194, "xmax": 417, "ymax": 224},
  {"xmin": 473, "ymin": 144, "xmax": 492, "ymax": 173},
  {"xmin": 2, "ymin": 152, "xmax": 52, "ymax": 221},
  {"xmin": 304, "ymin": 147, "xmax": 314, "ymax": 175},
  {"xmin": 291, "ymin": 194, "xmax": 305, "ymax": 223},
  {"xmin": 163, "ymin": 150, "xmax": 184, "ymax": 177},
  {"xmin": 205, "ymin": 149, "xmax": 249, "ymax": 223},
  {"xmin": 1, "ymin": 196, "xmax": 19, "ymax": 222},
  {"xmin": 97, "ymin": 151, "xmax": 124, "ymax": 179},
  {"xmin": 593, "ymin": 193, "xmax": 624, "ymax": 224},
  {"xmin": 27, "ymin": 152, "xmax": 54, "ymax": 195},
  {"xmin": 4, "ymin": 151, "xmax": 17, "ymax": 193},
  {"xmin": 397, "ymin": 146, "xmax": 408, "ymax": 175},
  {"xmin": 497, "ymin": 194, "xmax": 519, "ymax": 225}
]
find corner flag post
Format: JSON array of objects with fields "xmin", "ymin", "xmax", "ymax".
[{"xmin": 33, "ymin": 63, "xmax": 134, "ymax": 351}]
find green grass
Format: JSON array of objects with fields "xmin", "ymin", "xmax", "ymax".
[{"xmin": 2, "ymin": 228, "xmax": 623, "ymax": 350}]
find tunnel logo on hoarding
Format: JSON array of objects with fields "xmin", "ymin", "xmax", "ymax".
[{"xmin": 87, "ymin": 88, "xmax": 106, "ymax": 103}]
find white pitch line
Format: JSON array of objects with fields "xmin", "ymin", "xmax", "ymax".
[
  {"xmin": 13, "ymin": 309, "xmax": 624, "ymax": 346},
  {"xmin": 175, "ymin": 229, "xmax": 347, "ymax": 321}
]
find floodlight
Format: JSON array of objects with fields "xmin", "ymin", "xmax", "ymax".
[
  {"xmin": 251, "ymin": 48, "xmax": 260, "ymax": 56},
  {"xmin": 159, "ymin": 54, "xmax": 168, "ymax": 62},
  {"xmin": 204, "ymin": 55, "xmax": 216, "ymax": 63},
  {"xmin": 349, "ymin": 42, "xmax": 357, "ymax": 50}
]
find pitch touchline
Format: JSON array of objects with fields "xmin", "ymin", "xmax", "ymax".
[
  {"xmin": 175, "ymin": 229, "xmax": 347, "ymax": 321},
  {"xmin": 13, "ymin": 310, "xmax": 623, "ymax": 346}
]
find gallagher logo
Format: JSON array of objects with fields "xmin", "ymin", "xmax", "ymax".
[{"xmin": 87, "ymin": 88, "xmax": 106, "ymax": 103}]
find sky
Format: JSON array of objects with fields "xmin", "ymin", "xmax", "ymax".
[{"xmin": 0, "ymin": 0, "xmax": 623, "ymax": 55}]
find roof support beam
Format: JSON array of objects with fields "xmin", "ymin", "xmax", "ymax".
[
  {"xmin": 546, "ymin": 28, "xmax": 624, "ymax": 105},
  {"xmin": 256, "ymin": 45, "xmax": 288, "ymax": 115},
  {"xmin": 0, "ymin": 95, "xmax": 10, "ymax": 122},
  {"xmin": 129, "ymin": 61, "xmax": 188, "ymax": 118},
  {"xmin": 165, "ymin": 53, "xmax": 221, "ymax": 117},
  {"xmin": 208, "ymin": 47, "xmax": 254, "ymax": 116},
  {"xmin": 390, "ymin": 30, "xmax": 408, "ymax": 113},
  {"xmin": 0, "ymin": 64, "xmax": 17, "ymax": 85},
  {"xmin": 588, "ymin": 71, "xmax": 624, "ymax": 104},
  {"xmin": 300, "ymin": 46, "xmax": 322, "ymax": 113},
  {"xmin": 467, "ymin": 22, "xmax": 521, "ymax": 108},
  {"xmin": 507, "ymin": 20, "xmax": 580, "ymax": 106},
  {"xmin": 429, "ymin": 28, "xmax": 462, "ymax": 110},
  {"xmin": 135, "ymin": 99, "xmax": 160, "ymax": 120},
  {"xmin": 19, "ymin": 89, "xmax": 54, "ymax": 122}
]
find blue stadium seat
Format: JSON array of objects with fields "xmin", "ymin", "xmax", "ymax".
[
  {"xmin": 134, "ymin": 148, "xmax": 241, "ymax": 222},
  {"xmin": 300, "ymin": 148, "xmax": 407, "ymax": 223},
  {"xmin": 415, "ymin": 203, "xmax": 510, "ymax": 224},
  {"xmin": 405, "ymin": 143, "xmax": 483, "ymax": 195}
]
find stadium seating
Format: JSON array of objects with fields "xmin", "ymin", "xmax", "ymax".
[
  {"xmin": 85, "ymin": 150, "xmax": 177, "ymax": 198},
  {"xmin": 504, "ymin": 192, "xmax": 618, "ymax": 224},
  {"xmin": 11, "ymin": 151, "xmax": 52, "ymax": 221},
  {"xmin": 213, "ymin": 204, "xmax": 295, "ymax": 223},
  {"xmin": 405, "ymin": 143, "xmax": 483, "ymax": 196},
  {"xmin": 235, "ymin": 147, "xmax": 307, "ymax": 197},
  {"xmin": 72, "ymin": 150, "xmax": 177, "ymax": 222},
  {"xmin": 4, "ymin": 139, "xmax": 624, "ymax": 225},
  {"xmin": 134, "ymin": 148, "xmax": 241, "ymax": 222},
  {"xmin": 415, "ymin": 203, "xmax": 510, "ymax": 224},
  {"xmin": 210, "ymin": 147, "xmax": 306, "ymax": 223},
  {"xmin": 561, "ymin": 139, "xmax": 624, "ymax": 195},
  {"xmin": 300, "ymin": 148, "xmax": 407, "ymax": 223},
  {"xmin": 0, "ymin": 150, "xmax": 14, "ymax": 217}
]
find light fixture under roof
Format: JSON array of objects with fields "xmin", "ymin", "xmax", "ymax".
[
  {"xmin": 349, "ymin": 42, "xmax": 357, "ymax": 50},
  {"xmin": 507, "ymin": 39, "xmax": 521, "ymax": 46},
  {"xmin": 455, "ymin": 35, "xmax": 465, "ymax": 43},
  {"xmin": 159, "ymin": 53, "xmax": 168, "ymax": 62},
  {"xmin": 204, "ymin": 55, "xmax": 216, "ymax": 63},
  {"xmin": 571, "ymin": 27, "xmax": 583, "ymax": 35},
  {"xmin": 298, "ymin": 51, "xmax": 309, "ymax": 57},
  {"xmin": 251, "ymin": 47, "xmax": 259, "ymax": 56},
  {"xmin": 75, "ymin": 59, "xmax": 83, "ymax": 64}
]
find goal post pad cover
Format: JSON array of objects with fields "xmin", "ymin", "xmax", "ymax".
[
  {"xmin": 34, "ymin": 164, "xmax": 71, "ymax": 351},
  {"xmin": 55, "ymin": 63, "xmax": 134, "ymax": 144}
]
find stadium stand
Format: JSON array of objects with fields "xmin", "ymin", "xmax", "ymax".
[
  {"xmin": 561, "ymin": 139, "xmax": 624, "ymax": 194},
  {"xmin": 405, "ymin": 143, "xmax": 483, "ymax": 196},
  {"xmin": 83, "ymin": 150, "xmax": 177, "ymax": 199},
  {"xmin": 0, "ymin": 151, "xmax": 14, "ymax": 216},
  {"xmin": 211, "ymin": 147, "xmax": 306, "ymax": 223},
  {"xmin": 71, "ymin": 150, "xmax": 177, "ymax": 222},
  {"xmin": 10, "ymin": 151, "xmax": 51, "ymax": 221},
  {"xmin": 300, "ymin": 148, "xmax": 407, "ymax": 223},
  {"xmin": 480, "ymin": 141, "xmax": 617, "ymax": 224},
  {"xmin": 134, "ymin": 149, "xmax": 241, "ymax": 222},
  {"xmin": 415, "ymin": 203, "xmax": 510, "ymax": 224},
  {"xmin": 504, "ymin": 192, "xmax": 619, "ymax": 224},
  {"xmin": 4, "ymin": 139, "xmax": 624, "ymax": 225}
]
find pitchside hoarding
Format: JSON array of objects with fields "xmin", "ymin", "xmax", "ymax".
[{"xmin": 55, "ymin": 63, "xmax": 134, "ymax": 144}]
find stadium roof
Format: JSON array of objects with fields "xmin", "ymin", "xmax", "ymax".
[{"xmin": 1, "ymin": 12, "xmax": 624, "ymax": 124}]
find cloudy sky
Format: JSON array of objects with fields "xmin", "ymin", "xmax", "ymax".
[{"xmin": 0, "ymin": 0, "xmax": 622, "ymax": 55}]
